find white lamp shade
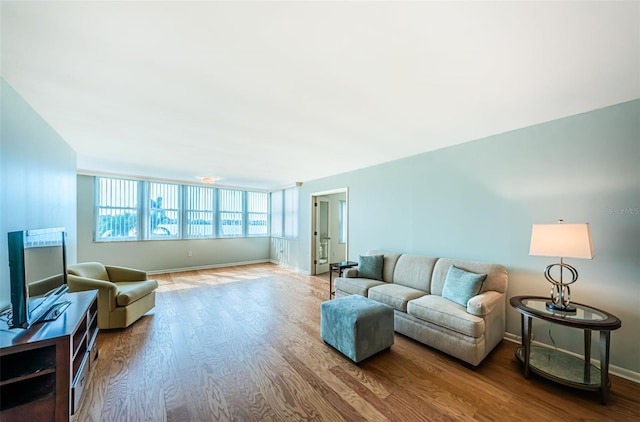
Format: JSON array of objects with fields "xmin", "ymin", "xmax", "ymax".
[{"xmin": 529, "ymin": 223, "xmax": 594, "ymax": 259}]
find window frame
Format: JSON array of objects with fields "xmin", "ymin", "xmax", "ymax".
[{"xmin": 93, "ymin": 176, "xmax": 269, "ymax": 242}]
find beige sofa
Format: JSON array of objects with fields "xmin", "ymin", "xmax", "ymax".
[{"xmin": 334, "ymin": 250, "xmax": 508, "ymax": 366}]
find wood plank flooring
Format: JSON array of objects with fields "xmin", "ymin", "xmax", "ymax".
[{"xmin": 73, "ymin": 263, "xmax": 640, "ymax": 421}]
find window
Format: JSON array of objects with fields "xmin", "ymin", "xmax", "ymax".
[
  {"xmin": 270, "ymin": 187, "xmax": 298, "ymax": 239},
  {"xmin": 339, "ymin": 200, "xmax": 347, "ymax": 244},
  {"xmin": 96, "ymin": 178, "xmax": 138, "ymax": 241},
  {"xmin": 218, "ymin": 188, "xmax": 243, "ymax": 237},
  {"xmin": 94, "ymin": 176, "xmax": 268, "ymax": 241},
  {"xmin": 270, "ymin": 191, "xmax": 283, "ymax": 238},
  {"xmin": 247, "ymin": 192, "xmax": 268, "ymax": 236},
  {"xmin": 148, "ymin": 182, "xmax": 180, "ymax": 239},
  {"xmin": 284, "ymin": 187, "xmax": 298, "ymax": 239},
  {"xmin": 185, "ymin": 185, "xmax": 215, "ymax": 238}
]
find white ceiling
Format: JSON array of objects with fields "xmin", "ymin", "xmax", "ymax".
[{"xmin": 1, "ymin": 1, "xmax": 639, "ymax": 190}]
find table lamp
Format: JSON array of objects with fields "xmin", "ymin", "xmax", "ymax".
[{"xmin": 529, "ymin": 219, "xmax": 594, "ymax": 313}]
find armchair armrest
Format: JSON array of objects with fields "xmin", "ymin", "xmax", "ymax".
[
  {"xmin": 105, "ymin": 265, "xmax": 148, "ymax": 282},
  {"xmin": 67, "ymin": 274, "xmax": 118, "ymax": 311},
  {"xmin": 467, "ymin": 290, "xmax": 504, "ymax": 316}
]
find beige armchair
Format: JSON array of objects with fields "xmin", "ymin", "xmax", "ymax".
[{"xmin": 67, "ymin": 262, "xmax": 158, "ymax": 329}]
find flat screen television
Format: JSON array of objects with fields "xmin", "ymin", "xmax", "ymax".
[{"xmin": 7, "ymin": 227, "xmax": 70, "ymax": 329}]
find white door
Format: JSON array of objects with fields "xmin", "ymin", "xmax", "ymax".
[{"xmin": 315, "ymin": 197, "xmax": 330, "ymax": 274}]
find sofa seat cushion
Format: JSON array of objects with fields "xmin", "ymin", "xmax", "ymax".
[
  {"xmin": 335, "ymin": 277, "xmax": 385, "ymax": 297},
  {"xmin": 407, "ymin": 295, "xmax": 485, "ymax": 338},
  {"xmin": 368, "ymin": 284, "xmax": 426, "ymax": 312},
  {"xmin": 115, "ymin": 280, "xmax": 159, "ymax": 306}
]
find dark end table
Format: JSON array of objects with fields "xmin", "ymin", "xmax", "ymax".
[
  {"xmin": 328, "ymin": 261, "xmax": 358, "ymax": 299},
  {"xmin": 510, "ymin": 296, "xmax": 621, "ymax": 404}
]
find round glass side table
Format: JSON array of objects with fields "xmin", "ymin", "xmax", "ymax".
[{"xmin": 510, "ymin": 296, "xmax": 621, "ymax": 404}]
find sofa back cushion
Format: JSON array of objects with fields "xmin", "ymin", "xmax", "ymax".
[
  {"xmin": 366, "ymin": 250, "xmax": 402, "ymax": 283},
  {"xmin": 431, "ymin": 258, "xmax": 508, "ymax": 296},
  {"xmin": 392, "ymin": 254, "xmax": 438, "ymax": 292}
]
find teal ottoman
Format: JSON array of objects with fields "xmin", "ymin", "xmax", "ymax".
[{"xmin": 321, "ymin": 295, "xmax": 394, "ymax": 363}]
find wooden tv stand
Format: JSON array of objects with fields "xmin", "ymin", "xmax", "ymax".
[{"xmin": 0, "ymin": 290, "xmax": 99, "ymax": 421}]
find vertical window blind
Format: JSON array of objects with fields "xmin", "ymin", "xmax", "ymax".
[
  {"xmin": 270, "ymin": 191, "xmax": 283, "ymax": 238},
  {"xmin": 270, "ymin": 187, "xmax": 298, "ymax": 239},
  {"xmin": 96, "ymin": 178, "xmax": 138, "ymax": 241},
  {"xmin": 247, "ymin": 191, "xmax": 268, "ymax": 236},
  {"xmin": 149, "ymin": 182, "xmax": 180, "ymax": 239},
  {"xmin": 284, "ymin": 187, "xmax": 298, "ymax": 239},
  {"xmin": 185, "ymin": 185, "xmax": 215, "ymax": 238},
  {"xmin": 218, "ymin": 188, "xmax": 244, "ymax": 237}
]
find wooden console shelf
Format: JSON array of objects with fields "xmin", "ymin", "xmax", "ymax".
[{"xmin": 1, "ymin": 290, "xmax": 99, "ymax": 421}]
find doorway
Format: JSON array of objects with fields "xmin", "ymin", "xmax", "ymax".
[
  {"xmin": 316, "ymin": 197, "xmax": 330, "ymax": 274},
  {"xmin": 310, "ymin": 188, "xmax": 348, "ymax": 275}
]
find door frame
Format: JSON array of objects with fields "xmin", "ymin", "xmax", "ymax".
[{"xmin": 310, "ymin": 187, "xmax": 349, "ymax": 275}]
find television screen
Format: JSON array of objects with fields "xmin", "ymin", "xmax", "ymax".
[
  {"xmin": 25, "ymin": 236, "xmax": 66, "ymax": 315},
  {"xmin": 8, "ymin": 227, "xmax": 69, "ymax": 329}
]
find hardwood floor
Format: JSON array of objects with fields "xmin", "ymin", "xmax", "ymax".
[{"xmin": 73, "ymin": 263, "xmax": 640, "ymax": 421}]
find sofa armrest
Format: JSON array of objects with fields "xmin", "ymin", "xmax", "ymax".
[
  {"xmin": 105, "ymin": 265, "xmax": 148, "ymax": 282},
  {"xmin": 467, "ymin": 290, "xmax": 504, "ymax": 316},
  {"xmin": 343, "ymin": 267, "xmax": 359, "ymax": 278}
]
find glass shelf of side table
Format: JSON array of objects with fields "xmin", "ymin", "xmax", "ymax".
[{"xmin": 510, "ymin": 296, "xmax": 621, "ymax": 404}]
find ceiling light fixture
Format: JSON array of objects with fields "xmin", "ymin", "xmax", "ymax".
[{"xmin": 198, "ymin": 176, "xmax": 215, "ymax": 184}]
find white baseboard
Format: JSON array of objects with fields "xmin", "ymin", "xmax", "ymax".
[
  {"xmin": 268, "ymin": 259, "xmax": 310, "ymax": 274},
  {"xmin": 146, "ymin": 259, "xmax": 270, "ymax": 275},
  {"xmin": 504, "ymin": 332, "xmax": 640, "ymax": 384}
]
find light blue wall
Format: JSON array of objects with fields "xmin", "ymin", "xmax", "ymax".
[
  {"xmin": 0, "ymin": 78, "xmax": 77, "ymax": 310},
  {"xmin": 76, "ymin": 175, "xmax": 270, "ymax": 272},
  {"xmin": 286, "ymin": 100, "xmax": 640, "ymax": 375}
]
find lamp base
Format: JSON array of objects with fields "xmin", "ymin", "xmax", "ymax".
[{"xmin": 546, "ymin": 302, "xmax": 576, "ymax": 314}]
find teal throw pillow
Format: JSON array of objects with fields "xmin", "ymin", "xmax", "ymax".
[
  {"xmin": 358, "ymin": 255, "xmax": 384, "ymax": 281},
  {"xmin": 442, "ymin": 265, "xmax": 487, "ymax": 307}
]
